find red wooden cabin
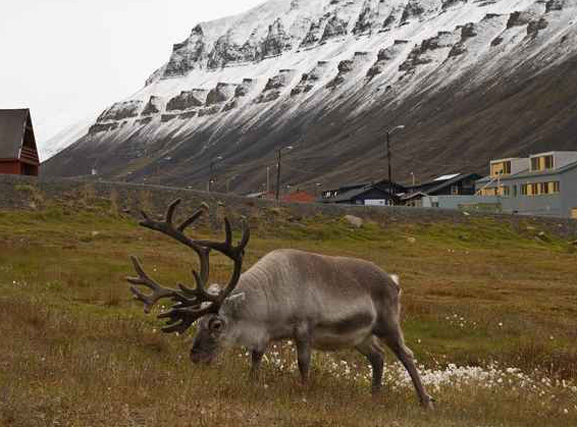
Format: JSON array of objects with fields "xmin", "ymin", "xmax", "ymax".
[{"xmin": 0, "ymin": 109, "xmax": 40, "ymax": 176}]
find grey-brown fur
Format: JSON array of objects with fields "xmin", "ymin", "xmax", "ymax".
[{"xmin": 192, "ymin": 248, "xmax": 433, "ymax": 408}]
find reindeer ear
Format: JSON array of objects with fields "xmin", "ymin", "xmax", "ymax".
[{"xmin": 223, "ymin": 292, "xmax": 246, "ymax": 313}]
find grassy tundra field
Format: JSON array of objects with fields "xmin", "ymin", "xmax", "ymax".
[{"xmin": 1, "ymin": 192, "xmax": 577, "ymax": 426}]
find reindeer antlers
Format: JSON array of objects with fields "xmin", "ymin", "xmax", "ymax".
[{"xmin": 126, "ymin": 199, "xmax": 250, "ymax": 334}]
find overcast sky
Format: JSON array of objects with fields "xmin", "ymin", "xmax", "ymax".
[{"xmin": 0, "ymin": 0, "xmax": 265, "ymax": 148}]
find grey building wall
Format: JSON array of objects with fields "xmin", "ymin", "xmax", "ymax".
[
  {"xmin": 476, "ymin": 167, "xmax": 577, "ymax": 218},
  {"xmin": 423, "ymin": 195, "xmax": 500, "ymax": 211},
  {"xmin": 560, "ymin": 167, "xmax": 577, "ymax": 218}
]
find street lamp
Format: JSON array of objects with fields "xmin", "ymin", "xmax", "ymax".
[
  {"xmin": 315, "ymin": 182, "xmax": 323, "ymax": 197},
  {"xmin": 275, "ymin": 145, "xmax": 293, "ymax": 201},
  {"xmin": 208, "ymin": 155, "xmax": 223, "ymax": 193},
  {"xmin": 386, "ymin": 125, "xmax": 405, "ymax": 205}
]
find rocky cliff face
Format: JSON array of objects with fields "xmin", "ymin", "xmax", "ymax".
[{"xmin": 44, "ymin": 0, "xmax": 577, "ymax": 193}]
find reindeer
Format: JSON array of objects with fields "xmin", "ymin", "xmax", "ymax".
[{"xmin": 127, "ymin": 199, "xmax": 433, "ymax": 408}]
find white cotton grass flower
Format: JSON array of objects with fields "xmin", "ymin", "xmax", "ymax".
[{"xmin": 253, "ymin": 341, "xmax": 577, "ymax": 416}]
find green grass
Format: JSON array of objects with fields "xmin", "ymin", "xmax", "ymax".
[{"xmin": 1, "ymin": 198, "xmax": 576, "ymax": 426}]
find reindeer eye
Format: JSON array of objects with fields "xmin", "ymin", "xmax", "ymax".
[{"xmin": 210, "ymin": 318, "xmax": 223, "ymax": 331}]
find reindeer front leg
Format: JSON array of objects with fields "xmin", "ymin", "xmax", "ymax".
[
  {"xmin": 295, "ymin": 329, "xmax": 312, "ymax": 385},
  {"xmin": 250, "ymin": 350, "xmax": 264, "ymax": 381}
]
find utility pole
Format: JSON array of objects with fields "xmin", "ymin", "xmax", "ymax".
[
  {"xmin": 275, "ymin": 146, "xmax": 293, "ymax": 201},
  {"xmin": 275, "ymin": 150, "xmax": 282, "ymax": 201},
  {"xmin": 208, "ymin": 156, "xmax": 223, "ymax": 193},
  {"xmin": 266, "ymin": 166, "xmax": 270, "ymax": 195},
  {"xmin": 385, "ymin": 125, "xmax": 405, "ymax": 205}
]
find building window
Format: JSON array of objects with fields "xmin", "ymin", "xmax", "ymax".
[
  {"xmin": 480, "ymin": 187, "xmax": 497, "ymax": 196},
  {"xmin": 513, "ymin": 185, "xmax": 517, "ymax": 197},
  {"xmin": 531, "ymin": 155, "xmax": 554, "ymax": 172},
  {"xmin": 521, "ymin": 181, "xmax": 560, "ymax": 196},
  {"xmin": 491, "ymin": 161, "xmax": 512, "ymax": 177},
  {"xmin": 552, "ymin": 181, "xmax": 560, "ymax": 193},
  {"xmin": 540, "ymin": 182, "xmax": 548, "ymax": 194}
]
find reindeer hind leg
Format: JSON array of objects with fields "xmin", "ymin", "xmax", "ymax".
[
  {"xmin": 356, "ymin": 336, "xmax": 384, "ymax": 395},
  {"xmin": 376, "ymin": 323, "xmax": 433, "ymax": 408}
]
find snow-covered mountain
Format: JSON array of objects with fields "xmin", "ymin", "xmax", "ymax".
[{"xmin": 43, "ymin": 0, "xmax": 577, "ymax": 192}]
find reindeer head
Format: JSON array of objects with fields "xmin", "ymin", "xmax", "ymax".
[{"xmin": 127, "ymin": 199, "xmax": 250, "ymax": 364}]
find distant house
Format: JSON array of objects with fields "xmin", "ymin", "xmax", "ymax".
[
  {"xmin": 476, "ymin": 151, "xmax": 577, "ymax": 218},
  {"xmin": 320, "ymin": 180, "xmax": 406, "ymax": 206},
  {"xmin": 402, "ymin": 173, "xmax": 482, "ymax": 207},
  {"xmin": 0, "ymin": 109, "xmax": 40, "ymax": 176},
  {"xmin": 282, "ymin": 190, "xmax": 315, "ymax": 203}
]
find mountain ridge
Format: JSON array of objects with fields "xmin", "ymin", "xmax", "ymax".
[{"xmin": 43, "ymin": 0, "xmax": 577, "ymax": 193}]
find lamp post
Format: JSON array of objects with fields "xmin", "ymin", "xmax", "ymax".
[
  {"xmin": 208, "ymin": 155, "xmax": 223, "ymax": 193},
  {"xmin": 315, "ymin": 182, "xmax": 323, "ymax": 198},
  {"xmin": 275, "ymin": 145, "xmax": 293, "ymax": 201},
  {"xmin": 386, "ymin": 125, "xmax": 405, "ymax": 205}
]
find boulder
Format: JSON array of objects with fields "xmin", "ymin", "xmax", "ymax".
[{"xmin": 344, "ymin": 215, "xmax": 363, "ymax": 228}]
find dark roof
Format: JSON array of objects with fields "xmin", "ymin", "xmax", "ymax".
[
  {"xmin": 424, "ymin": 173, "xmax": 482, "ymax": 195},
  {"xmin": 325, "ymin": 185, "xmax": 375, "ymax": 203},
  {"xmin": 324, "ymin": 179, "xmax": 406, "ymax": 195},
  {"xmin": 321, "ymin": 181, "xmax": 403, "ymax": 203},
  {"xmin": 406, "ymin": 173, "xmax": 481, "ymax": 195},
  {"xmin": 0, "ymin": 109, "xmax": 30, "ymax": 159}
]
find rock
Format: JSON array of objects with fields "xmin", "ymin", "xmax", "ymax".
[
  {"xmin": 97, "ymin": 101, "xmax": 143, "ymax": 122},
  {"xmin": 491, "ymin": 36, "xmax": 504, "ymax": 47},
  {"xmin": 545, "ymin": 0, "xmax": 564, "ymax": 12},
  {"xmin": 262, "ymin": 19, "xmax": 293, "ymax": 58},
  {"xmin": 407, "ymin": 237, "xmax": 417, "ymax": 244},
  {"xmin": 235, "ymin": 79, "xmax": 257, "ymax": 97},
  {"xmin": 527, "ymin": 18, "xmax": 548, "ymax": 37},
  {"xmin": 166, "ymin": 90, "xmax": 207, "ymax": 111},
  {"xmin": 506, "ymin": 11, "xmax": 536, "ymax": 28},
  {"xmin": 207, "ymin": 34, "xmax": 244, "ymax": 69},
  {"xmin": 300, "ymin": 19, "xmax": 323, "ymax": 48},
  {"xmin": 255, "ymin": 70, "xmax": 296, "ymax": 103},
  {"xmin": 320, "ymin": 16, "xmax": 349, "ymax": 43},
  {"xmin": 141, "ymin": 96, "xmax": 163, "ymax": 116},
  {"xmin": 163, "ymin": 25, "xmax": 207, "ymax": 77},
  {"xmin": 401, "ymin": 0, "xmax": 426, "ymax": 23},
  {"xmin": 353, "ymin": 1, "xmax": 376, "ymax": 35},
  {"xmin": 344, "ymin": 215, "xmax": 363, "ymax": 228},
  {"xmin": 205, "ymin": 83, "xmax": 237, "ymax": 106}
]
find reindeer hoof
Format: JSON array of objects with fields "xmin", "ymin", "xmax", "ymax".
[{"xmin": 421, "ymin": 396, "xmax": 435, "ymax": 410}]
